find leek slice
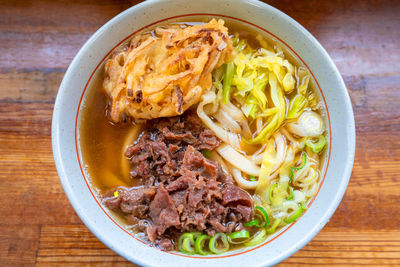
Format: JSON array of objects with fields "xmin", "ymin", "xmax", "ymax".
[
  {"xmin": 287, "ymin": 111, "xmax": 324, "ymax": 137},
  {"xmin": 266, "ymin": 218, "xmax": 282, "ymax": 234},
  {"xmin": 244, "ymin": 228, "xmax": 267, "ymax": 247},
  {"xmin": 209, "ymin": 233, "xmax": 229, "ymax": 254},
  {"xmin": 284, "ymin": 203, "xmax": 307, "ymax": 224},
  {"xmin": 287, "ymin": 186, "xmax": 294, "ymax": 200},
  {"xmin": 245, "ymin": 73, "xmax": 286, "ymax": 144},
  {"xmin": 255, "ymin": 140, "xmax": 275, "ymax": 202},
  {"xmin": 287, "ymin": 94, "xmax": 307, "ymax": 119},
  {"xmin": 195, "ymin": 235, "xmax": 210, "ymax": 255},
  {"xmin": 178, "ymin": 233, "xmax": 195, "ymax": 254},
  {"xmin": 289, "ymin": 151, "xmax": 307, "ymax": 182},
  {"xmin": 228, "ymin": 230, "xmax": 250, "ymax": 244},
  {"xmin": 255, "ymin": 206, "xmax": 270, "ymax": 228},
  {"xmin": 222, "ymin": 62, "xmax": 235, "ymax": 104},
  {"xmin": 305, "ymin": 135, "xmax": 327, "ymax": 153}
]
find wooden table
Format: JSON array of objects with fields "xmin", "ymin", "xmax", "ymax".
[{"xmin": 1, "ymin": 0, "xmax": 399, "ymax": 266}]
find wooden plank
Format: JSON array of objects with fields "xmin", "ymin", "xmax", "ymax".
[
  {"xmin": 0, "ymin": 69, "xmax": 64, "ymax": 103},
  {"xmin": 36, "ymin": 225, "xmax": 400, "ymax": 266},
  {"xmin": 280, "ymin": 231, "xmax": 400, "ymax": 266},
  {"xmin": 0, "ymin": 224, "xmax": 40, "ymax": 266},
  {"xmin": 0, "ymin": 0, "xmax": 141, "ymax": 69},
  {"xmin": 267, "ymin": 0, "xmax": 400, "ymax": 76},
  {"xmin": 0, "ymin": 0, "xmax": 398, "ymax": 76},
  {"xmin": 36, "ymin": 225, "xmax": 136, "ymax": 266}
]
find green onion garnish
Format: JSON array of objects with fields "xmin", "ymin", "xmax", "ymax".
[
  {"xmin": 178, "ymin": 233, "xmax": 195, "ymax": 254},
  {"xmin": 268, "ymin": 183, "xmax": 279, "ymax": 202},
  {"xmin": 201, "ymin": 149, "xmax": 211, "ymax": 159},
  {"xmin": 209, "ymin": 233, "xmax": 229, "ymax": 254},
  {"xmin": 266, "ymin": 218, "xmax": 282, "ymax": 234},
  {"xmin": 249, "ymin": 175, "xmax": 257, "ymax": 181},
  {"xmin": 255, "ymin": 206, "xmax": 270, "ymax": 228},
  {"xmin": 289, "ymin": 151, "xmax": 307, "ymax": 182},
  {"xmin": 244, "ymin": 228, "xmax": 267, "ymax": 247},
  {"xmin": 305, "ymin": 135, "xmax": 327, "ymax": 153},
  {"xmin": 228, "ymin": 230, "xmax": 250, "ymax": 244},
  {"xmin": 284, "ymin": 203, "xmax": 307, "ymax": 224},
  {"xmin": 287, "ymin": 186, "xmax": 294, "ymax": 200},
  {"xmin": 286, "ymin": 94, "xmax": 308, "ymax": 119},
  {"xmin": 195, "ymin": 234, "xmax": 210, "ymax": 255},
  {"xmin": 222, "ymin": 62, "xmax": 235, "ymax": 104},
  {"xmin": 244, "ymin": 219, "xmax": 261, "ymax": 227}
]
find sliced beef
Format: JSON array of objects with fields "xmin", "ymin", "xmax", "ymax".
[
  {"xmin": 103, "ymin": 186, "xmax": 156, "ymax": 219},
  {"xmin": 103, "ymin": 111, "xmax": 254, "ymax": 251},
  {"xmin": 149, "ymin": 184, "xmax": 180, "ymax": 240}
]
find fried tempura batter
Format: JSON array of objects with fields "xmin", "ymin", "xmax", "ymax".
[{"xmin": 103, "ymin": 19, "xmax": 234, "ymax": 122}]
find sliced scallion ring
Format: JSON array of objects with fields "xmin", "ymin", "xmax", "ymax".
[
  {"xmin": 244, "ymin": 228, "xmax": 267, "ymax": 247},
  {"xmin": 284, "ymin": 203, "xmax": 308, "ymax": 224},
  {"xmin": 195, "ymin": 234, "xmax": 210, "ymax": 255},
  {"xmin": 209, "ymin": 233, "xmax": 229, "ymax": 254},
  {"xmin": 305, "ymin": 135, "xmax": 327, "ymax": 153},
  {"xmin": 266, "ymin": 218, "xmax": 282, "ymax": 234},
  {"xmin": 289, "ymin": 151, "xmax": 307, "ymax": 182},
  {"xmin": 228, "ymin": 230, "xmax": 250, "ymax": 244},
  {"xmin": 178, "ymin": 233, "xmax": 195, "ymax": 254},
  {"xmin": 255, "ymin": 206, "xmax": 270, "ymax": 228},
  {"xmin": 244, "ymin": 219, "xmax": 261, "ymax": 227},
  {"xmin": 268, "ymin": 183, "xmax": 279, "ymax": 202}
]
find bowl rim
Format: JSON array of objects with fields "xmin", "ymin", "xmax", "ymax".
[{"xmin": 52, "ymin": 0, "xmax": 355, "ymax": 266}]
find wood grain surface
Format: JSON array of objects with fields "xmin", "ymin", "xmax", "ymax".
[{"xmin": 0, "ymin": 0, "xmax": 399, "ymax": 266}]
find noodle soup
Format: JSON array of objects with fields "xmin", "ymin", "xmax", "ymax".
[{"xmin": 80, "ymin": 17, "xmax": 328, "ymax": 254}]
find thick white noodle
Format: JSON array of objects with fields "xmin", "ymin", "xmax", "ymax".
[
  {"xmin": 197, "ymin": 91, "xmax": 241, "ymax": 151},
  {"xmin": 121, "ymin": 125, "xmax": 142, "ymax": 181},
  {"xmin": 271, "ymin": 133, "xmax": 287, "ymax": 173},
  {"xmin": 232, "ymin": 168, "xmax": 258, "ymax": 190},
  {"xmin": 213, "ymin": 109, "xmax": 242, "ymax": 134},
  {"xmin": 216, "ymin": 144, "xmax": 260, "ymax": 176}
]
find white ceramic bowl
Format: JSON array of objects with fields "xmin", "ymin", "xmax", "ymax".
[{"xmin": 52, "ymin": 0, "xmax": 355, "ymax": 266}]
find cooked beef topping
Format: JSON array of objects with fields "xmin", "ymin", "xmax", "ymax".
[{"xmin": 103, "ymin": 112, "xmax": 253, "ymax": 251}]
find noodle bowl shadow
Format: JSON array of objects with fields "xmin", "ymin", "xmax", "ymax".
[{"xmin": 52, "ymin": 0, "xmax": 355, "ymax": 266}]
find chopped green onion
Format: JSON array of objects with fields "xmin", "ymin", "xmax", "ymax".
[
  {"xmin": 244, "ymin": 206, "xmax": 270, "ymax": 228},
  {"xmin": 287, "ymin": 110, "xmax": 324, "ymax": 137},
  {"xmin": 286, "ymin": 94, "xmax": 307, "ymax": 119},
  {"xmin": 244, "ymin": 228, "xmax": 267, "ymax": 247},
  {"xmin": 268, "ymin": 182, "xmax": 289, "ymax": 207},
  {"xmin": 178, "ymin": 233, "xmax": 195, "ymax": 254},
  {"xmin": 255, "ymin": 206, "xmax": 270, "ymax": 228},
  {"xmin": 268, "ymin": 183, "xmax": 279, "ymax": 202},
  {"xmin": 113, "ymin": 191, "xmax": 119, "ymax": 198},
  {"xmin": 201, "ymin": 149, "xmax": 211, "ymax": 159},
  {"xmin": 284, "ymin": 203, "xmax": 307, "ymax": 224},
  {"xmin": 191, "ymin": 232, "xmax": 202, "ymax": 239},
  {"xmin": 249, "ymin": 175, "xmax": 256, "ymax": 181},
  {"xmin": 195, "ymin": 234, "xmax": 210, "ymax": 255},
  {"xmin": 305, "ymin": 135, "xmax": 327, "ymax": 153},
  {"xmin": 209, "ymin": 233, "xmax": 230, "ymax": 254},
  {"xmin": 266, "ymin": 218, "xmax": 282, "ymax": 234},
  {"xmin": 289, "ymin": 151, "xmax": 307, "ymax": 182},
  {"xmin": 222, "ymin": 62, "xmax": 235, "ymax": 104},
  {"xmin": 228, "ymin": 230, "xmax": 250, "ymax": 244},
  {"xmin": 244, "ymin": 219, "xmax": 261, "ymax": 227},
  {"xmin": 287, "ymin": 186, "xmax": 294, "ymax": 200}
]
